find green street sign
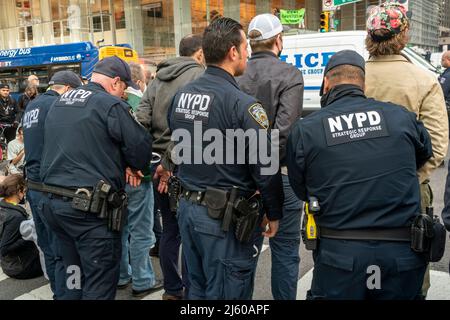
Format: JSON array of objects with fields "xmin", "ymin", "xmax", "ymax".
[
  {"xmin": 333, "ymin": 0, "xmax": 362, "ymax": 6},
  {"xmin": 280, "ymin": 8, "xmax": 306, "ymax": 25}
]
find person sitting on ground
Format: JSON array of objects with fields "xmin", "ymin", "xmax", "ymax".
[
  {"xmin": 7, "ymin": 127, "xmax": 24, "ymax": 175},
  {"xmin": 0, "ymin": 174, "xmax": 43, "ymax": 279}
]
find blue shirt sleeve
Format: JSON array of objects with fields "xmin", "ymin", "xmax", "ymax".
[
  {"xmin": 237, "ymin": 100, "xmax": 284, "ymax": 221},
  {"xmin": 286, "ymin": 120, "xmax": 307, "ymax": 201},
  {"xmin": 107, "ymin": 102, "xmax": 153, "ymax": 171}
]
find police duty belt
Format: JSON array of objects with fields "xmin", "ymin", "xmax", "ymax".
[{"xmin": 27, "ymin": 180, "xmax": 92, "ymax": 200}]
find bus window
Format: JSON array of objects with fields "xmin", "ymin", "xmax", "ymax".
[
  {"xmin": 21, "ymin": 66, "xmax": 49, "ymax": 93},
  {"xmin": 50, "ymin": 64, "xmax": 81, "ymax": 79},
  {"xmin": 0, "ymin": 68, "xmax": 20, "ymax": 93}
]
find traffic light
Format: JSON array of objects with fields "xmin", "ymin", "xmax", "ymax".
[{"xmin": 320, "ymin": 11, "xmax": 330, "ymax": 32}]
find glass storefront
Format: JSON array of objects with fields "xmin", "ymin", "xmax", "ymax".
[{"xmin": 0, "ymin": 0, "xmax": 321, "ymax": 63}]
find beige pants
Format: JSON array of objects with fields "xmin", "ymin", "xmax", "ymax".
[{"xmin": 420, "ymin": 181, "xmax": 433, "ymax": 297}]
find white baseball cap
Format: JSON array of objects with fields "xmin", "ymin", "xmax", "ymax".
[{"xmin": 248, "ymin": 14, "xmax": 283, "ymax": 41}]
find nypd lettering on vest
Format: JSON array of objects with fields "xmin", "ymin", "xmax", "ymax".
[
  {"xmin": 23, "ymin": 108, "xmax": 39, "ymax": 129},
  {"xmin": 59, "ymin": 88, "xmax": 94, "ymax": 107},
  {"xmin": 174, "ymin": 92, "xmax": 212, "ymax": 124},
  {"xmin": 323, "ymin": 110, "xmax": 389, "ymax": 146}
]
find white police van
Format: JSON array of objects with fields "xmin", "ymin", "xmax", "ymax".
[{"xmin": 280, "ymin": 31, "xmax": 441, "ymax": 116}]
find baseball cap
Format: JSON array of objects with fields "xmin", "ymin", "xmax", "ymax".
[
  {"xmin": 0, "ymin": 83, "xmax": 9, "ymax": 90},
  {"xmin": 49, "ymin": 70, "xmax": 83, "ymax": 88},
  {"xmin": 248, "ymin": 14, "xmax": 283, "ymax": 40},
  {"xmin": 320, "ymin": 50, "xmax": 366, "ymax": 96},
  {"xmin": 367, "ymin": 3, "xmax": 409, "ymax": 42},
  {"xmin": 93, "ymin": 56, "xmax": 139, "ymax": 90}
]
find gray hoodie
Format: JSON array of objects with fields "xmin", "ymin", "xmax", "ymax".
[{"xmin": 136, "ymin": 57, "xmax": 204, "ymax": 168}]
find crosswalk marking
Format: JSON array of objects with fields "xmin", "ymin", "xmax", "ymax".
[
  {"xmin": 0, "ymin": 268, "xmax": 9, "ymax": 282},
  {"xmin": 10, "ymin": 280, "xmax": 164, "ymax": 300}
]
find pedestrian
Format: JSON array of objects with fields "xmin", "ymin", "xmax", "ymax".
[
  {"xmin": 0, "ymin": 83, "xmax": 19, "ymax": 143},
  {"xmin": 23, "ymin": 70, "xmax": 82, "ymax": 299},
  {"xmin": 438, "ymin": 50, "xmax": 450, "ymax": 135},
  {"xmin": 287, "ymin": 50, "xmax": 432, "ymax": 300},
  {"xmin": 39, "ymin": 56, "xmax": 152, "ymax": 300},
  {"xmin": 237, "ymin": 13, "xmax": 304, "ymax": 300},
  {"xmin": 117, "ymin": 62, "xmax": 162, "ymax": 297},
  {"xmin": 0, "ymin": 174, "xmax": 43, "ymax": 279},
  {"xmin": 364, "ymin": 3, "xmax": 449, "ymax": 298},
  {"xmin": 135, "ymin": 34, "xmax": 205, "ymax": 300},
  {"xmin": 17, "ymin": 84, "xmax": 38, "ymax": 121},
  {"xmin": 7, "ymin": 126, "xmax": 24, "ymax": 175},
  {"xmin": 168, "ymin": 17, "xmax": 283, "ymax": 300},
  {"xmin": 27, "ymin": 74, "xmax": 39, "ymax": 88}
]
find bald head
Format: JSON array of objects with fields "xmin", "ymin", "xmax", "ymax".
[
  {"xmin": 442, "ymin": 51, "xmax": 450, "ymax": 68},
  {"xmin": 28, "ymin": 74, "xmax": 39, "ymax": 86},
  {"xmin": 91, "ymin": 72, "xmax": 126, "ymax": 98}
]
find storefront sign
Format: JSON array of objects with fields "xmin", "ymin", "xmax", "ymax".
[{"xmin": 280, "ymin": 8, "xmax": 306, "ymax": 25}]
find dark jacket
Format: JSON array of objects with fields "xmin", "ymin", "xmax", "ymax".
[
  {"xmin": 23, "ymin": 90, "xmax": 60, "ymax": 183},
  {"xmin": 135, "ymin": 57, "xmax": 204, "ymax": 168},
  {"xmin": 0, "ymin": 201, "xmax": 42, "ymax": 279},
  {"xmin": 237, "ymin": 51, "xmax": 304, "ymax": 166},
  {"xmin": 40, "ymin": 82, "xmax": 152, "ymax": 190},
  {"xmin": 17, "ymin": 93, "xmax": 36, "ymax": 121},
  {"xmin": 0, "ymin": 95, "xmax": 19, "ymax": 124},
  {"xmin": 287, "ymin": 85, "xmax": 432, "ymax": 230},
  {"xmin": 439, "ymin": 68, "xmax": 450, "ymax": 106},
  {"xmin": 168, "ymin": 66, "xmax": 284, "ymax": 220}
]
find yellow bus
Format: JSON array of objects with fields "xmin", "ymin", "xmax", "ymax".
[{"xmin": 99, "ymin": 45, "xmax": 139, "ymax": 63}]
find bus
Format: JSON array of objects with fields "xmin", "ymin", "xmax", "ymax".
[{"xmin": 0, "ymin": 42, "xmax": 139, "ymax": 99}]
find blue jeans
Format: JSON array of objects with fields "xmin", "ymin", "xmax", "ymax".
[
  {"xmin": 269, "ymin": 174, "xmax": 302, "ymax": 300},
  {"xmin": 178, "ymin": 199, "xmax": 263, "ymax": 300},
  {"xmin": 119, "ymin": 182, "xmax": 157, "ymax": 290},
  {"xmin": 41, "ymin": 194, "xmax": 121, "ymax": 300},
  {"xmin": 27, "ymin": 189, "xmax": 66, "ymax": 299}
]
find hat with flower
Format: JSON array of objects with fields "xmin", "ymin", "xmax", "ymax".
[{"xmin": 367, "ymin": 2, "xmax": 409, "ymax": 42}]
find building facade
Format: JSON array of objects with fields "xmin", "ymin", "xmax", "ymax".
[
  {"xmin": 439, "ymin": 0, "xmax": 450, "ymax": 50},
  {"xmin": 408, "ymin": 0, "xmax": 440, "ymax": 51},
  {"xmin": 0, "ymin": 0, "xmax": 322, "ymax": 62},
  {"xmin": 0, "ymin": 0, "xmax": 442, "ymax": 62}
]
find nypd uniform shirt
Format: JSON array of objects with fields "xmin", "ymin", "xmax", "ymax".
[
  {"xmin": 439, "ymin": 68, "xmax": 450, "ymax": 104},
  {"xmin": 40, "ymin": 82, "xmax": 152, "ymax": 191},
  {"xmin": 168, "ymin": 66, "xmax": 283, "ymax": 221},
  {"xmin": 22, "ymin": 90, "xmax": 60, "ymax": 182},
  {"xmin": 286, "ymin": 84, "xmax": 432, "ymax": 230}
]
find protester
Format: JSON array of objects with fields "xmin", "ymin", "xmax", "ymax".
[{"xmin": 0, "ymin": 174, "xmax": 43, "ymax": 279}]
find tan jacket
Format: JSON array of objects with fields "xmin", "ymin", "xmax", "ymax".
[{"xmin": 365, "ymin": 55, "xmax": 449, "ymax": 183}]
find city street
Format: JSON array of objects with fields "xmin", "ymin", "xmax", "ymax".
[{"xmin": 1, "ymin": 152, "xmax": 450, "ymax": 300}]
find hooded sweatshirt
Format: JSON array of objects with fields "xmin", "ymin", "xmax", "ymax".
[{"xmin": 135, "ymin": 56, "xmax": 204, "ymax": 168}]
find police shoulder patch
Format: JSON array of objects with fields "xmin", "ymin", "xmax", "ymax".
[{"xmin": 248, "ymin": 103, "xmax": 269, "ymax": 129}]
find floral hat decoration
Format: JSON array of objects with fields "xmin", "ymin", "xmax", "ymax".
[{"xmin": 366, "ymin": 2, "xmax": 409, "ymax": 42}]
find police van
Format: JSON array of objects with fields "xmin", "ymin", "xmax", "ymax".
[{"xmin": 280, "ymin": 31, "xmax": 441, "ymax": 116}]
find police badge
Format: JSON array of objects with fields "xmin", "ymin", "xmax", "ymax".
[{"xmin": 248, "ymin": 103, "xmax": 269, "ymax": 129}]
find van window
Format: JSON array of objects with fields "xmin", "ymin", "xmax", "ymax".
[{"xmin": 403, "ymin": 47, "xmax": 440, "ymax": 75}]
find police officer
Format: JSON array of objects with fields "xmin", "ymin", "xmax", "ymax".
[
  {"xmin": 0, "ymin": 83, "xmax": 19, "ymax": 142},
  {"xmin": 23, "ymin": 70, "xmax": 82, "ymax": 299},
  {"xmin": 439, "ymin": 51, "xmax": 450, "ymax": 136},
  {"xmin": 286, "ymin": 50, "xmax": 432, "ymax": 300},
  {"xmin": 168, "ymin": 17, "xmax": 283, "ymax": 300},
  {"xmin": 39, "ymin": 57, "xmax": 152, "ymax": 300}
]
